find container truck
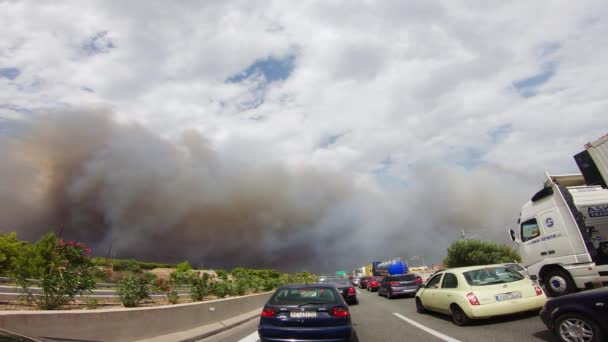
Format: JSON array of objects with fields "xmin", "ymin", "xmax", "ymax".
[
  {"xmin": 509, "ymin": 133, "xmax": 608, "ymax": 296},
  {"xmin": 376, "ymin": 259, "xmax": 408, "ymax": 276}
]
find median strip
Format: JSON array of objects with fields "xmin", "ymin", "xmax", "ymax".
[{"xmin": 392, "ymin": 313, "xmax": 462, "ymax": 342}]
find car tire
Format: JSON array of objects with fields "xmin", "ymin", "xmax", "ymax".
[
  {"xmin": 387, "ymin": 290, "xmax": 392, "ymax": 299},
  {"xmin": 415, "ymin": 298, "xmax": 427, "ymax": 314},
  {"xmin": 451, "ymin": 305, "xmax": 471, "ymax": 326},
  {"xmin": 543, "ymin": 268, "xmax": 576, "ymax": 297},
  {"xmin": 555, "ymin": 313, "xmax": 603, "ymax": 342}
]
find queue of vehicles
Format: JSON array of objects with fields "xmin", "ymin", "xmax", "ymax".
[{"xmin": 258, "ymin": 134, "xmax": 608, "ymax": 341}]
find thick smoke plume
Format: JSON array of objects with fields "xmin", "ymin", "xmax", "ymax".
[{"xmin": 0, "ymin": 110, "xmax": 534, "ymax": 271}]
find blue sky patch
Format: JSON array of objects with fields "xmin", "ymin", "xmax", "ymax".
[
  {"xmin": 319, "ymin": 133, "xmax": 345, "ymax": 149},
  {"xmin": 226, "ymin": 55, "xmax": 295, "ymax": 84},
  {"xmin": 0, "ymin": 67, "xmax": 20, "ymax": 80},
  {"xmin": 488, "ymin": 123, "xmax": 513, "ymax": 144},
  {"xmin": 82, "ymin": 31, "xmax": 115, "ymax": 55},
  {"xmin": 456, "ymin": 147, "xmax": 484, "ymax": 170},
  {"xmin": 513, "ymin": 62, "xmax": 557, "ymax": 97}
]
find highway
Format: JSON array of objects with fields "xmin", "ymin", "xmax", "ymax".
[{"xmin": 199, "ymin": 289, "xmax": 557, "ymax": 342}]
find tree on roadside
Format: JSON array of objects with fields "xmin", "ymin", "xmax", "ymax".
[
  {"xmin": 13, "ymin": 232, "xmax": 96, "ymax": 310},
  {"xmin": 443, "ymin": 239, "xmax": 521, "ymax": 268},
  {"xmin": 0, "ymin": 232, "xmax": 27, "ymax": 276}
]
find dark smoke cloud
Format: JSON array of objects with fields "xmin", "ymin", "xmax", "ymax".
[{"xmin": 0, "ymin": 109, "xmax": 537, "ymax": 272}]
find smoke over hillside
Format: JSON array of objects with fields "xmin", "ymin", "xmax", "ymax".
[{"xmin": 0, "ymin": 110, "xmax": 533, "ymax": 271}]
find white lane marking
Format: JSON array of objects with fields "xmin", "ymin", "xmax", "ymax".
[
  {"xmin": 393, "ymin": 313, "xmax": 462, "ymax": 342},
  {"xmin": 238, "ymin": 330, "xmax": 260, "ymax": 342},
  {"xmin": 356, "ymin": 290, "xmax": 361, "ymax": 294}
]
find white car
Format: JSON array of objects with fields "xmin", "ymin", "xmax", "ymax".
[{"xmin": 415, "ymin": 264, "xmax": 547, "ymax": 326}]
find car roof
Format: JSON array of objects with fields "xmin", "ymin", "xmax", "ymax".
[
  {"xmin": 278, "ymin": 283, "xmax": 338, "ymax": 289},
  {"xmin": 438, "ymin": 264, "xmax": 521, "ymax": 273}
]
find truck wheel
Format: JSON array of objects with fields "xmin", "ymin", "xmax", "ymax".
[{"xmin": 544, "ymin": 269, "xmax": 576, "ymax": 297}]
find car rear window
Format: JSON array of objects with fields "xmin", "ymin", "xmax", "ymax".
[
  {"xmin": 269, "ymin": 288, "xmax": 340, "ymax": 305},
  {"xmin": 463, "ymin": 266, "xmax": 525, "ymax": 286},
  {"xmin": 372, "ymin": 277, "xmax": 384, "ymax": 282},
  {"xmin": 391, "ymin": 275, "xmax": 417, "ymax": 281}
]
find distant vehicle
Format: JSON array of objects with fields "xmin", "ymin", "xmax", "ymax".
[
  {"xmin": 415, "ymin": 264, "xmax": 547, "ymax": 326},
  {"xmin": 358, "ymin": 276, "xmax": 370, "ymax": 289},
  {"xmin": 376, "ymin": 260, "xmax": 408, "ymax": 276},
  {"xmin": 352, "ymin": 277, "xmax": 360, "ymax": 286},
  {"xmin": 258, "ymin": 284, "xmax": 353, "ymax": 342},
  {"xmin": 509, "ymin": 133, "xmax": 608, "ymax": 296},
  {"xmin": 378, "ymin": 274, "xmax": 423, "ymax": 299},
  {"xmin": 322, "ymin": 277, "xmax": 358, "ymax": 305},
  {"xmin": 540, "ymin": 287, "xmax": 608, "ymax": 342},
  {"xmin": 366, "ymin": 276, "xmax": 384, "ymax": 292}
]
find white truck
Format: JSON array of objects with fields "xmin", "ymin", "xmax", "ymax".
[{"xmin": 509, "ymin": 134, "xmax": 608, "ymax": 296}]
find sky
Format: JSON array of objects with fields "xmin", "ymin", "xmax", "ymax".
[{"xmin": 1, "ymin": 0, "xmax": 607, "ymax": 272}]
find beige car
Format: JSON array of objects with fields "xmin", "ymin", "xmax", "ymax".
[{"xmin": 415, "ymin": 264, "xmax": 547, "ymax": 326}]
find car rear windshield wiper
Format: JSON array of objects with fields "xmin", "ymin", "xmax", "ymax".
[{"xmin": 297, "ymin": 302, "xmax": 325, "ymax": 307}]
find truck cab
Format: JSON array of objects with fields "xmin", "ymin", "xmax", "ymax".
[{"xmin": 510, "ymin": 134, "xmax": 608, "ymax": 296}]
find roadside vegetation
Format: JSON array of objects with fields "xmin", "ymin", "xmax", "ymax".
[
  {"xmin": 443, "ymin": 239, "xmax": 522, "ymax": 268},
  {"xmin": 0, "ymin": 231, "xmax": 318, "ymax": 310}
]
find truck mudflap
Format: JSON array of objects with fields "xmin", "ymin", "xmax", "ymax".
[{"xmin": 563, "ymin": 263, "xmax": 606, "ymax": 289}]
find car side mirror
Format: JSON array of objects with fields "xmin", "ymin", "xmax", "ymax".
[{"xmin": 509, "ymin": 229, "xmax": 520, "ymax": 243}]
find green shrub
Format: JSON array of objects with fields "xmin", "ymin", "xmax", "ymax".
[
  {"xmin": 215, "ymin": 269, "xmax": 228, "ymax": 281},
  {"xmin": 112, "ymin": 259, "xmax": 141, "ymax": 273},
  {"xmin": 211, "ymin": 281, "xmax": 231, "ymax": 298},
  {"xmin": 116, "ymin": 275, "xmax": 150, "ymax": 307},
  {"xmin": 171, "ymin": 261, "xmax": 195, "ymax": 284},
  {"xmin": 191, "ymin": 274, "xmax": 211, "ymax": 301},
  {"xmin": 13, "ymin": 233, "xmax": 96, "ymax": 310},
  {"xmin": 0, "ymin": 232, "xmax": 27, "ymax": 277},
  {"xmin": 166, "ymin": 290, "xmax": 179, "ymax": 304},
  {"xmin": 443, "ymin": 239, "xmax": 522, "ymax": 268},
  {"xmin": 153, "ymin": 278, "xmax": 181, "ymax": 304}
]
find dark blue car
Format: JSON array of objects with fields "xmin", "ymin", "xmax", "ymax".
[
  {"xmin": 539, "ymin": 287, "xmax": 608, "ymax": 342},
  {"xmin": 258, "ymin": 284, "xmax": 353, "ymax": 342}
]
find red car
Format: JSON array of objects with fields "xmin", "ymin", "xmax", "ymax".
[{"xmin": 366, "ymin": 276, "xmax": 384, "ymax": 292}]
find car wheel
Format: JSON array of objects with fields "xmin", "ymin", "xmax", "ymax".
[
  {"xmin": 555, "ymin": 313, "xmax": 603, "ymax": 342},
  {"xmin": 451, "ymin": 305, "xmax": 471, "ymax": 326},
  {"xmin": 387, "ymin": 290, "xmax": 392, "ymax": 299},
  {"xmin": 543, "ymin": 269, "xmax": 576, "ymax": 297},
  {"xmin": 377, "ymin": 289, "xmax": 382, "ymax": 296},
  {"xmin": 415, "ymin": 298, "xmax": 427, "ymax": 314}
]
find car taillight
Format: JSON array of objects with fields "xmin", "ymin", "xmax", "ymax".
[
  {"xmin": 261, "ymin": 307, "xmax": 275, "ymax": 317},
  {"xmin": 390, "ymin": 281, "xmax": 400, "ymax": 286},
  {"xmin": 416, "ymin": 277, "xmax": 423, "ymax": 284},
  {"xmin": 533, "ymin": 284, "xmax": 543, "ymax": 296},
  {"xmin": 333, "ymin": 307, "xmax": 349, "ymax": 317},
  {"xmin": 467, "ymin": 292, "xmax": 480, "ymax": 305},
  {"xmin": 347, "ymin": 287, "xmax": 356, "ymax": 294}
]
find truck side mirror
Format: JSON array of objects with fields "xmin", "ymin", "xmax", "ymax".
[{"xmin": 509, "ymin": 229, "xmax": 519, "ymax": 243}]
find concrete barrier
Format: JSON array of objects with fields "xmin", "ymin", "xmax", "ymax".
[{"xmin": 0, "ymin": 292, "xmax": 272, "ymax": 342}]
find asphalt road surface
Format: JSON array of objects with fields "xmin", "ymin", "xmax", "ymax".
[{"xmin": 199, "ymin": 289, "xmax": 558, "ymax": 342}]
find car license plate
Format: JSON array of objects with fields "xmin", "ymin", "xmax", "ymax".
[
  {"xmin": 290, "ymin": 311, "xmax": 317, "ymax": 318},
  {"xmin": 495, "ymin": 292, "xmax": 522, "ymax": 301}
]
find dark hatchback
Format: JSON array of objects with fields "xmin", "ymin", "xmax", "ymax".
[
  {"xmin": 378, "ymin": 274, "xmax": 422, "ymax": 299},
  {"xmin": 358, "ymin": 277, "xmax": 370, "ymax": 289},
  {"xmin": 539, "ymin": 287, "xmax": 608, "ymax": 342},
  {"xmin": 321, "ymin": 277, "xmax": 358, "ymax": 305},
  {"xmin": 258, "ymin": 284, "xmax": 353, "ymax": 342}
]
